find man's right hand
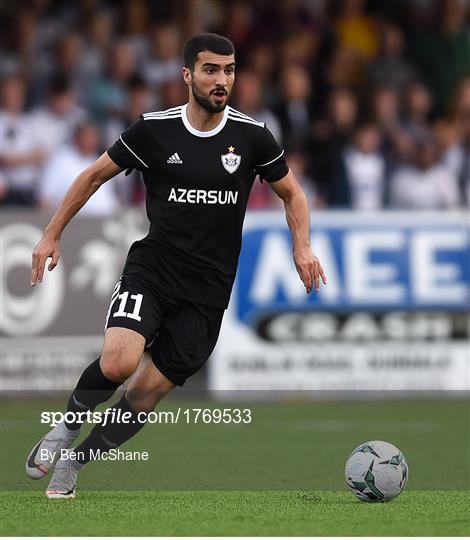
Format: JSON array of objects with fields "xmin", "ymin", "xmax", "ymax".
[
  {"xmin": 31, "ymin": 235, "xmax": 60, "ymax": 286},
  {"xmin": 29, "ymin": 152, "xmax": 123, "ymax": 287}
]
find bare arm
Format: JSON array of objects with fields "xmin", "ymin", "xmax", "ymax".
[
  {"xmin": 269, "ymin": 169, "xmax": 327, "ymax": 293},
  {"xmin": 31, "ymin": 152, "xmax": 123, "ymax": 286}
]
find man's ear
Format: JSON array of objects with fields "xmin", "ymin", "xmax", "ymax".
[{"xmin": 182, "ymin": 67, "xmax": 192, "ymax": 86}]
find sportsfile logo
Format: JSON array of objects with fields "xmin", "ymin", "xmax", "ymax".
[
  {"xmin": 40, "ymin": 408, "xmax": 252, "ymax": 426},
  {"xmin": 168, "ymin": 188, "xmax": 239, "ymax": 205}
]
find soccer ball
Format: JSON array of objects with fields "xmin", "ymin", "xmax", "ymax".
[{"xmin": 345, "ymin": 440, "xmax": 409, "ymax": 502}]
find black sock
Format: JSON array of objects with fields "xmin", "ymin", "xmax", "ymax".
[
  {"xmin": 74, "ymin": 395, "xmax": 147, "ymax": 464},
  {"xmin": 65, "ymin": 358, "xmax": 120, "ymax": 430}
]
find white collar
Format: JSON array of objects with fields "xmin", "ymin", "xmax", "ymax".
[{"xmin": 181, "ymin": 103, "xmax": 229, "ymax": 137}]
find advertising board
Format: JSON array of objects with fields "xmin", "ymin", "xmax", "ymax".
[{"xmin": 210, "ymin": 212, "xmax": 470, "ymax": 395}]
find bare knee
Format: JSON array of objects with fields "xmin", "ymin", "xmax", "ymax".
[
  {"xmin": 100, "ymin": 352, "xmax": 136, "ymax": 383},
  {"xmin": 100, "ymin": 328, "xmax": 145, "ymax": 383}
]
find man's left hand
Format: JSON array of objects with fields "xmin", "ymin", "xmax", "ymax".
[{"xmin": 293, "ymin": 247, "xmax": 327, "ymax": 293}]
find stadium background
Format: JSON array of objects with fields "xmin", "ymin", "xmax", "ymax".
[{"xmin": 1, "ymin": 0, "xmax": 469, "ymax": 536}]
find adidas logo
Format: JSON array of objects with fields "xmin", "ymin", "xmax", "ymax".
[{"xmin": 167, "ymin": 152, "xmax": 183, "ymax": 164}]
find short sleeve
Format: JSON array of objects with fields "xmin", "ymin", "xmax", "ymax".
[
  {"xmin": 255, "ymin": 125, "xmax": 289, "ymax": 182},
  {"xmin": 107, "ymin": 116, "xmax": 150, "ymax": 171}
]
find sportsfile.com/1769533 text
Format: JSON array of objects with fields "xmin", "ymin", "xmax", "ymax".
[{"xmin": 40, "ymin": 408, "xmax": 253, "ymax": 427}]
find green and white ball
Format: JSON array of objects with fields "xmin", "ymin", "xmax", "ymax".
[{"xmin": 345, "ymin": 440, "xmax": 409, "ymax": 502}]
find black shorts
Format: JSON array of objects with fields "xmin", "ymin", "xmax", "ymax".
[{"xmin": 105, "ymin": 273, "xmax": 224, "ymax": 386}]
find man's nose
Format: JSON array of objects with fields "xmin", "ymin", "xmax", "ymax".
[{"xmin": 215, "ymin": 72, "xmax": 228, "ymax": 87}]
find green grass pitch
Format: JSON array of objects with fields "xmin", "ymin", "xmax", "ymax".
[
  {"xmin": 1, "ymin": 398, "xmax": 469, "ymax": 535},
  {"xmin": 1, "ymin": 490, "xmax": 469, "ymax": 536}
]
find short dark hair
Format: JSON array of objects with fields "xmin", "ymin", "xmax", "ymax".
[{"xmin": 183, "ymin": 33, "xmax": 235, "ymax": 71}]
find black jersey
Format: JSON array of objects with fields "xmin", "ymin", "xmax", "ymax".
[{"xmin": 107, "ymin": 104, "xmax": 289, "ymax": 308}]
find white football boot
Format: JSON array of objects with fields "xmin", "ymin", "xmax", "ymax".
[
  {"xmin": 45, "ymin": 450, "xmax": 83, "ymax": 499},
  {"xmin": 26, "ymin": 423, "xmax": 79, "ymax": 479}
]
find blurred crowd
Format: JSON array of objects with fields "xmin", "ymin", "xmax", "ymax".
[{"xmin": 1, "ymin": 0, "xmax": 469, "ymax": 213}]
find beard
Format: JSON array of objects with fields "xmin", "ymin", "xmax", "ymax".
[{"xmin": 191, "ymin": 81, "xmax": 227, "ymax": 113}]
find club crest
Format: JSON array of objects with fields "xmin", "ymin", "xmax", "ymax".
[{"xmin": 221, "ymin": 146, "xmax": 241, "ymax": 174}]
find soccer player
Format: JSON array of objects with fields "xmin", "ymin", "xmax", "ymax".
[{"xmin": 26, "ymin": 33, "xmax": 327, "ymax": 498}]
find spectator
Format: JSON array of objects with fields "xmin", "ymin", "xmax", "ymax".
[
  {"xmin": 310, "ymin": 87, "xmax": 358, "ymax": 199},
  {"xmin": 244, "ymin": 41, "xmax": 277, "ymax": 106},
  {"xmin": 30, "ymin": 74, "xmax": 87, "ymax": 157},
  {"xmin": 217, "ymin": 0, "xmax": 254, "ymax": 63},
  {"xmin": 39, "ymin": 122, "xmax": 120, "ymax": 216},
  {"xmin": 450, "ymin": 77, "xmax": 470, "ymax": 134},
  {"xmin": 331, "ymin": 122, "xmax": 386, "ymax": 210},
  {"xmin": 448, "ymin": 79, "xmax": 470, "ymax": 204},
  {"xmin": 0, "ymin": 74, "xmax": 45, "ymax": 206},
  {"xmin": 251, "ymin": 137, "xmax": 321, "ymax": 214},
  {"xmin": 402, "ymin": 81, "xmax": 433, "ymax": 143},
  {"xmin": 440, "ymin": 77, "xmax": 470, "ymax": 206},
  {"xmin": 87, "ymin": 40, "xmax": 136, "ymax": 123},
  {"xmin": 283, "ymin": 147, "xmax": 324, "ymax": 209},
  {"xmin": 332, "ymin": 0, "xmax": 379, "ymax": 61},
  {"xmin": 160, "ymin": 78, "xmax": 191, "ymax": 109},
  {"xmin": 367, "ymin": 21, "xmax": 415, "ymax": 91},
  {"xmin": 250, "ymin": 0, "xmax": 323, "ymax": 45},
  {"xmin": 0, "ymin": 12, "xmax": 42, "ymax": 81},
  {"xmin": 232, "ymin": 69, "xmax": 282, "ymax": 143},
  {"xmin": 433, "ymin": 117, "xmax": 466, "ymax": 182},
  {"xmin": 80, "ymin": 11, "xmax": 115, "ymax": 90},
  {"xmin": 1, "ymin": 1, "xmax": 467, "ymax": 212},
  {"xmin": 370, "ymin": 85, "xmax": 412, "ymax": 166},
  {"xmin": 409, "ymin": 0, "xmax": 470, "ymax": 113},
  {"xmin": 273, "ymin": 64, "xmax": 315, "ymax": 145},
  {"xmin": 104, "ymin": 75, "xmax": 155, "ymax": 147},
  {"xmin": 279, "ymin": 30, "xmax": 319, "ymax": 68},
  {"xmin": 141, "ymin": 23, "xmax": 182, "ymax": 92},
  {"xmin": 118, "ymin": 0, "xmax": 149, "ymax": 60},
  {"xmin": 323, "ymin": 45, "xmax": 363, "ymax": 90},
  {"xmin": 31, "ymin": 31, "xmax": 86, "ymax": 106},
  {"xmin": 460, "ymin": 126, "xmax": 470, "ymax": 206},
  {"xmin": 389, "ymin": 136, "xmax": 460, "ymax": 209}
]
